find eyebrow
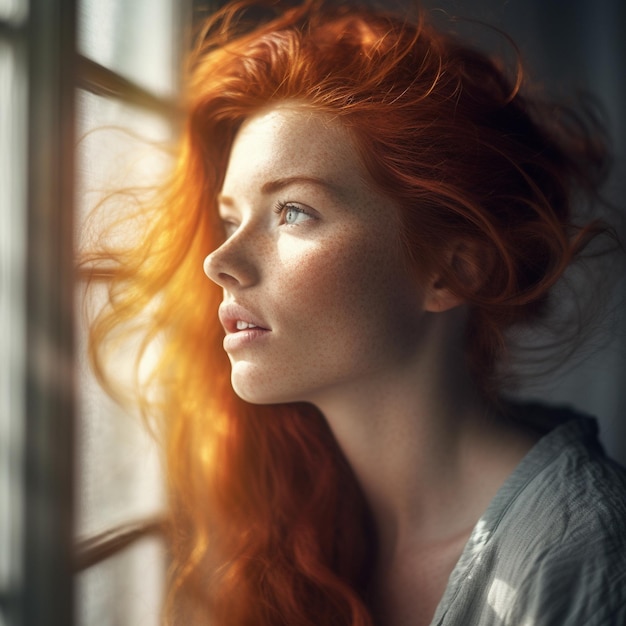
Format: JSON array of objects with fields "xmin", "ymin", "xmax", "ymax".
[{"xmin": 218, "ymin": 175, "xmax": 339, "ymax": 206}]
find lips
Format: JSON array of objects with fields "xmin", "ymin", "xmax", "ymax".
[
  {"xmin": 218, "ymin": 301, "xmax": 270, "ymax": 335},
  {"xmin": 219, "ymin": 302, "xmax": 271, "ymax": 353}
]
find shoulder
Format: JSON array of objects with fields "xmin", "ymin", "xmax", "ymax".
[
  {"xmin": 489, "ymin": 405, "xmax": 626, "ymax": 624},
  {"xmin": 503, "ymin": 402, "xmax": 626, "ymax": 538},
  {"xmin": 434, "ymin": 404, "xmax": 626, "ymax": 625}
]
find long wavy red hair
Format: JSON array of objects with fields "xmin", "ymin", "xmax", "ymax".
[{"xmin": 84, "ymin": 1, "xmax": 611, "ymax": 624}]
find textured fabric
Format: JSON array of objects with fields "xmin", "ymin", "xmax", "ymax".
[{"xmin": 430, "ymin": 404, "xmax": 626, "ymax": 626}]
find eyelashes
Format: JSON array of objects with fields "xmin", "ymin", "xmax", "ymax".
[
  {"xmin": 217, "ymin": 200, "xmax": 318, "ymax": 239},
  {"xmin": 273, "ymin": 200, "xmax": 316, "ymax": 226}
]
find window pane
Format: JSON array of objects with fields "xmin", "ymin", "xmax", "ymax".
[
  {"xmin": 75, "ymin": 89, "xmax": 172, "ymax": 538},
  {"xmin": 78, "ymin": 0, "xmax": 176, "ymax": 97},
  {"xmin": 74, "ymin": 2, "xmax": 183, "ymax": 623},
  {"xmin": 0, "ymin": 0, "xmax": 26, "ymax": 22},
  {"xmin": 75, "ymin": 282, "xmax": 166, "ymax": 538},
  {"xmin": 0, "ymin": 34, "xmax": 26, "ymax": 602},
  {"xmin": 75, "ymin": 88, "xmax": 174, "ymax": 234},
  {"xmin": 76, "ymin": 535, "xmax": 166, "ymax": 626}
]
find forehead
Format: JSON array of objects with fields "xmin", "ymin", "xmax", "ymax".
[{"xmin": 221, "ymin": 105, "xmax": 372, "ymax": 196}]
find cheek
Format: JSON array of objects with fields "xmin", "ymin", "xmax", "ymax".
[
  {"xmin": 276, "ymin": 232, "xmax": 369, "ymax": 304},
  {"xmin": 230, "ymin": 230, "xmax": 423, "ymax": 403},
  {"xmin": 276, "ymin": 228, "xmax": 414, "ymax": 332}
]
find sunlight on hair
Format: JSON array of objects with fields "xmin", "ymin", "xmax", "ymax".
[{"xmin": 76, "ymin": 91, "xmax": 175, "ymax": 255}]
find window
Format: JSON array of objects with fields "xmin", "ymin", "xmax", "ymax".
[
  {"xmin": 74, "ymin": 1, "xmax": 185, "ymax": 621},
  {"xmin": 0, "ymin": 1, "xmax": 196, "ymax": 624}
]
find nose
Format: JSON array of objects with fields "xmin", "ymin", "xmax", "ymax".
[{"xmin": 203, "ymin": 232, "xmax": 259, "ymax": 290}]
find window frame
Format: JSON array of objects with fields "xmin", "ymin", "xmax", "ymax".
[
  {"xmin": 1, "ymin": 1, "xmax": 195, "ymax": 624},
  {"xmin": 21, "ymin": 0, "xmax": 77, "ymax": 624}
]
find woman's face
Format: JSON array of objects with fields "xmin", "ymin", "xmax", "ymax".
[{"xmin": 204, "ymin": 105, "xmax": 430, "ymax": 405}]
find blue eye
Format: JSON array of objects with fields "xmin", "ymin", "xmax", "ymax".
[{"xmin": 274, "ymin": 201, "xmax": 314, "ymax": 226}]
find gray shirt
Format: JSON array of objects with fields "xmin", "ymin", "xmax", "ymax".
[{"xmin": 430, "ymin": 407, "xmax": 626, "ymax": 625}]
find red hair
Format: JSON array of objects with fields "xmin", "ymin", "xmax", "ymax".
[{"xmin": 84, "ymin": 1, "xmax": 612, "ymax": 623}]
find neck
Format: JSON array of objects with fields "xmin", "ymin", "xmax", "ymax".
[{"xmin": 310, "ymin": 310, "xmax": 536, "ymax": 570}]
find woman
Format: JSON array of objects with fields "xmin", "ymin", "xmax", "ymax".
[{"xmin": 86, "ymin": 0, "xmax": 626, "ymax": 624}]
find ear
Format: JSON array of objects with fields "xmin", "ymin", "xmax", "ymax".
[
  {"xmin": 423, "ymin": 240, "xmax": 492, "ymax": 313},
  {"xmin": 423, "ymin": 276, "xmax": 464, "ymax": 313}
]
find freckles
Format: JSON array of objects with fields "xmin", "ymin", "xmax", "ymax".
[
  {"xmin": 286, "ymin": 228, "xmax": 392, "ymax": 319},
  {"xmin": 221, "ymin": 106, "xmax": 419, "ymax": 405},
  {"xmin": 274, "ymin": 240, "xmax": 339, "ymax": 298},
  {"xmin": 253, "ymin": 237, "xmax": 275, "ymax": 268}
]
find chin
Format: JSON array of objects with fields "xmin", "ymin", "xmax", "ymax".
[{"xmin": 230, "ymin": 374, "xmax": 296, "ymax": 406}]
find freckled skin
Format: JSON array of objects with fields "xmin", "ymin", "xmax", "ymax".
[
  {"xmin": 203, "ymin": 106, "xmax": 541, "ymax": 625},
  {"xmin": 204, "ymin": 105, "xmax": 428, "ymax": 405}
]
